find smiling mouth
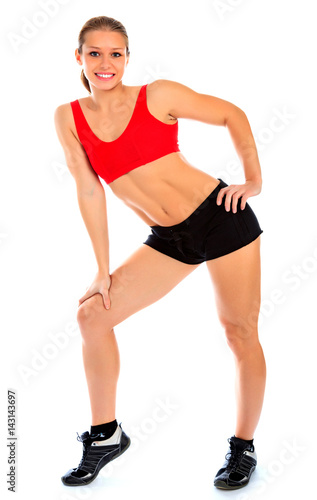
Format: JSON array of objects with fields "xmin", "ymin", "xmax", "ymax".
[{"xmin": 95, "ymin": 73, "xmax": 115, "ymax": 79}]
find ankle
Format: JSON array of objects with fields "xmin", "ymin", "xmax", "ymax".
[
  {"xmin": 233, "ymin": 435, "xmax": 254, "ymax": 446},
  {"xmin": 90, "ymin": 419, "xmax": 118, "ymax": 438}
]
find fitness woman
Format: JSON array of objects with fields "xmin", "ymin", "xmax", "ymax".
[{"xmin": 54, "ymin": 15, "xmax": 266, "ymax": 490}]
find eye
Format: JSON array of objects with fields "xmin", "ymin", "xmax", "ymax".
[
  {"xmin": 89, "ymin": 51, "xmax": 99, "ymax": 57},
  {"xmin": 112, "ymin": 52, "xmax": 122, "ymax": 57}
]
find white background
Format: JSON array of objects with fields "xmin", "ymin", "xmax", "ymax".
[{"xmin": 1, "ymin": 0, "xmax": 316, "ymax": 499}]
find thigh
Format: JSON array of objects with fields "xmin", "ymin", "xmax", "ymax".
[
  {"xmin": 205, "ymin": 237, "xmax": 261, "ymax": 330},
  {"xmin": 78, "ymin": 244, "xmax": 201, "ymax": 328}
]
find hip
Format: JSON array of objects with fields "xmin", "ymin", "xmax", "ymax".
[{"xmin": 143, "ymin": 178, "xmax": 263, "ymax": 264}]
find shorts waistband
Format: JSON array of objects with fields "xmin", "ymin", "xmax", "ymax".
[{"xmin": 150, "ymin": 178, "xmax": 227, "ymax": 232}]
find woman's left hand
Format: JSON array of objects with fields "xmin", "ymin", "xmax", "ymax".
[{"xmin": 216, "ymin": 180, "xmax": 262, "ymax": 213}]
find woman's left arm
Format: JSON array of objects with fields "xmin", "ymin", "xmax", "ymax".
[
  {"xmin": 216, "ymin": 108, "xmax": 262, "ymax": 213},
  {"xmin": 154, "ymin": 79, "xmax": 262, "ymax": 213}
]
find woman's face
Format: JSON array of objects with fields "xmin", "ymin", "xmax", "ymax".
[{"xmin": 75, "ymin": 30, "xmax": 129, "ymax": 91}]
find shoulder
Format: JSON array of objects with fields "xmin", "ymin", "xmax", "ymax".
[
  {"xmin": 146, "ymin": 79, "xmax": 198, "ymax": 109},
  {"xmin": 54, "ymin": 100, "xmax": 84, "ymax": 135},
  {"xmin": 145, "ymin": 79, "xmax": 196, "ymax": 119},
  {"xmin": 54, "ymin": 102, "xmax": 74, "ymax": 126},
  {"xmin": 145, "ymin": 79, "xmax": 202, "ymax": 119},
  {"xmin": 54, "ymin": 101, "xmax": 82, "ymax": 146},
  {"xmin": 146, "ymin": 79, "xmax": 191, "ymax": 98},
  {"xmin": 145, "ymin": 79, "xmax": 239, "ymax": 124}
]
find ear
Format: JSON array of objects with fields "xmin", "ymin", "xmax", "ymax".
[{"xmin": 75, "ymin": 48, "xmax": 82, "ymax": 66}]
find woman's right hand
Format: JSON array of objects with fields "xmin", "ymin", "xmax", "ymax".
[{"xmin": 78, "ymin": 272, "xmax": 112, "ymax": 309}]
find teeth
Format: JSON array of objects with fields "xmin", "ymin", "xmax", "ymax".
[{"xmin": 96, "ymin": 74, "xmax": 114, "ymax": 78}]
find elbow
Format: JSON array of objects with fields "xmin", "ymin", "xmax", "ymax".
[
  {"xmin": 225, "ymin": 104, "xmax": 247, "ymax": 128},
  {"xmin": 76, "ymin": 178, "xmax": 104, "ymax": 198}
]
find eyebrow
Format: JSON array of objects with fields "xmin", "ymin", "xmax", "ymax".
[{"xmin": 86, "ymin": 46, "xmax": 125, "ymax": 50}]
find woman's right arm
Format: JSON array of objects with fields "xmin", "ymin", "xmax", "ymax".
[{"xmin": 54, "ymin": 104, "xmax": 112, "ymax": 309}]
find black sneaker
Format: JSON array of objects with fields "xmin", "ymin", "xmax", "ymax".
[
  {"xmin": 61, "ymin": 422, "xmax": 131, "ymax": 486},
  {"xmin": 214, "ymin": 436, "xmax": 257, "ymax": 490}
]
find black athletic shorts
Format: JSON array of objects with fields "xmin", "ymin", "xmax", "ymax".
[{"xmin": 143, "ymin": 178, "xmax": 263, "ymax": 265}]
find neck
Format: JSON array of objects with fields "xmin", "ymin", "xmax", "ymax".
[{"xmin": 89, "ymin": 81, "xmax": 127, "ymax": 110}]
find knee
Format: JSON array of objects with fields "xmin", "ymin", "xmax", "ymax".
[
  {"xmin": 221, "ymin": 320, "xmax": 259, "ymax": 357},
  {"xmin": 77, "ymin": 294, "xmax": 111, "ymax": 339}
]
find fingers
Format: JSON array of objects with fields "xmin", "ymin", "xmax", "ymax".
[
  {"xmin": 216, "ymin": 185, "xmax": 248, "ymax": 213},
  {"xmin": 78, "ymin": 291, "xmax": 111, "ymax": 310},
  {"xmin": 78, "ymin": 275, "xmax": 111, "ymax": 309},
  {"xmin": 103, "ymin": 275, "xmax": 111, "ymax": 310},
  {"xmin": 102, "ymin": 291, "xmax": 111, "ymax": 310},
  {"xmin": 240, "ymin": 195, "xmax": 247, "ymax": 211},
  {"xmin": 78, "ymin": 290, "xmax": 94, "ymax": 306}
]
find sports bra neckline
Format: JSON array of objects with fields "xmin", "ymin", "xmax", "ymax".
[
  {"xmin": 70, "ymin": 83, "xmax": 180, "ymax": 184},
  {"xmin": 75, "ymin": 84, "xmax": 145, "ymax": 144}
]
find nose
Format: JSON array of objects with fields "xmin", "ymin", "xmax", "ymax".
[{"xmin": 98, "ymin": 54, "xmax": 114, "ymax": 70}]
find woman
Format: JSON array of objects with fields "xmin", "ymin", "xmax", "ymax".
[{"xmin": 54, "ymin": 15, "xmax": 266, "ymax": 490}]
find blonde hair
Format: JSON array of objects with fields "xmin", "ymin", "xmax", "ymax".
[{"xmin": 77, "ymin": 16, "xmax": 130, "ymax": 94}]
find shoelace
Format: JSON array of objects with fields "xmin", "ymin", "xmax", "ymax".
[
  {"xmin": 225, "ymin": 439, "xmax": 253, "ymax": 470},
  {"xmin": 75, "ymin": 430, "xmax": 120, "ymax": 474},
  {"xmin": 225, "ymin": 443, "xmax": 243, "ymax": 470},
  {"xmin": 76, "ymin": 431, "xmax": 92, "ymax": 470},
  {"xmin": 225, "ymin": 439, "xmax": 255, "ymax": 476}
]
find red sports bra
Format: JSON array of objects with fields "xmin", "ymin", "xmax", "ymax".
[{"xmin": 70, "ymin": 84, "xmax": 180, "ymax": 184}]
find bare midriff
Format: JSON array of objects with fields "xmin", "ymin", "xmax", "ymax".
[{"xmin": 107, "ymin": 151, "xmax": 220, "ymax": 227}]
